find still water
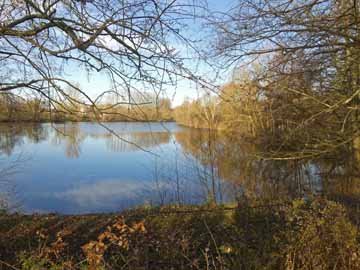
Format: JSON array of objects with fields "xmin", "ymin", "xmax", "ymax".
[
  {"xmin": 0, "ymin": 122, "xmax": 358, "ymax": 214},
  {"xmin": 0, "ymin": 122, "xmax": 240, "ymax": 214}
]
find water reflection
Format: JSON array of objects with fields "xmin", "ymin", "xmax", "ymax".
[
  {"xmin": 0, "ymin": 123, "xmax": 174, "ymax": 158},
  {"xmin": 0, "ymin": 122, "xmax": 358, "ymax": 213},
  {"xmin": 53, "ymin": 179, "xmax": 170, "ymax": 213},
  {"xmin": 51, "ymin": 124, "xmax": 85, "ymax": 158},
  {"xmin": 105, "ymin": 132, "xmax": 171, "ymax": 153},
  {"xmin": 0, "ymin": 124, "xmax": 47, "ymax": 156},
  {"xmin": 175, "ymin": 128, "xmax": 360, "ymax": 204}
]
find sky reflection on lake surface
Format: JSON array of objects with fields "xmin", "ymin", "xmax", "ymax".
[
  {"xmin": 0, "ymin": 122, "xmax": 239, "ymax": 214},
  {"xmin": 1, "ymin": 122, "xmax": 358, "ymax": 214}
]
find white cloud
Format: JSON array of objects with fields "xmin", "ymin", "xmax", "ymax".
[{"xmin": 54, "ymin": 179, "xmax": 169, "ymax": 209}]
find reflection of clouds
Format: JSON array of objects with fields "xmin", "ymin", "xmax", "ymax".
[{"xmin": 54, "ymin": 179, "xmax": 169, "ymax": 209}]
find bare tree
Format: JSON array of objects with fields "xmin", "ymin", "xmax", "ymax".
[
  {"xmin": 210, "ymin": 0, "xmax": 360, "ymax": 160},
  {"xmin": 0, "ymin": 0, "xmax": 203, "ymax": 120}
]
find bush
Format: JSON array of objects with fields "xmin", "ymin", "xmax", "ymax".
[{"xmin": 278, "ymin": 199, "xmax": 360, "ymax": 270}]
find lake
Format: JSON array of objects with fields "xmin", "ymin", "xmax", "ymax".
[
  {"xmin": 0, "ymin": 122, "xmax": 358, "ymax": 214},
  {"xmin": 0, "ymin": 122, "xmax": 241, "ymax": 214}
]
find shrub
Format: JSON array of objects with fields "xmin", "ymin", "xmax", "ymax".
[{"xmin": 278, "ymin": 199, "xmax": 360, "ymax": 270}]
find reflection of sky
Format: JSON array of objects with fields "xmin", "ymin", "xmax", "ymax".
[
  {"xmin": 2, "ymin": 122, "xmax": 233, "ymax": 214},
  {"xmin": 0, "ymin": 121, "xmax": 328, "ymax": 214},
  {"xmin": 49, "ymin": 179, "xmax": 167, "ymax": 214}
]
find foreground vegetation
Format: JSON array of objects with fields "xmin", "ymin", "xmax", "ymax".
[{"xmin": 0, "ymin": 198, "xmax": 359, "ymax": 270}]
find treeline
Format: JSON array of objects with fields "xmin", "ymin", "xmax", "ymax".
[
  {"xmin": 0, "ymin": 92, "xmax": 173, "ymax": 123},
  {"xmin": 0, "ymin": 93, "xmax": 46, "ymax": 122}
]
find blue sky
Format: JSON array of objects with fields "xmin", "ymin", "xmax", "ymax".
[{"xmin": 63, "ymin": 0, "xmax": 235, "ymax": 107}]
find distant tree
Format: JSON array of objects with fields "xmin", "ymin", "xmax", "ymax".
[
  {"xmin": 26, "ymin": 97, "xmax": 43, "ymax": 122},
  {"xmin": 0, "ymin": 92, "xmax": 20, "ymax": 121},
  {"xmin": 157, "ymin": 97, "xmax": 172, "ymax": 121},
  {"xmin": 174, "ymin": 95, "xmax": 220, "ymax": 129},
  {"xmin": 220, "ymin": 76, "xmax": 264, "ymax": 136}
]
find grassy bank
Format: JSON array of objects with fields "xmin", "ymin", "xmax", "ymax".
[{"xmin": 0, "ymin": 199, "xmax": 359, "ymax": 270}]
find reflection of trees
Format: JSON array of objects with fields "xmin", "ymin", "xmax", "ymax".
[
  {"xmin": 0, "ymin": 124, "xmax": 41, "ymax": 211},
  {"xmin": 175, "ymin": 128, "xmax": 225, "ymax": 203},
  {"xmin": 319, "ymin": 149, "xmax": 360, "ymax": 206},
  {"xmin": 0, "ymin": 124, "xmax": 47, "ymax": 156},
  {"xmin": 104, "ymin": 132, "xmax": 170, "ymax": 153},
  {"xmin": 0, "ymin": 123, "xmax": 171, "ymax": 158},
  {"xmin": 52, "ymin": 123, "xmax": 85, "ymax": 158},
  {"xmin": 175, "ymin": 129, "xmax": 360, "ymax": 203},
  {"xmin": 51, "ymin": 123, "xmax": 171, "ymax": 157}
]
